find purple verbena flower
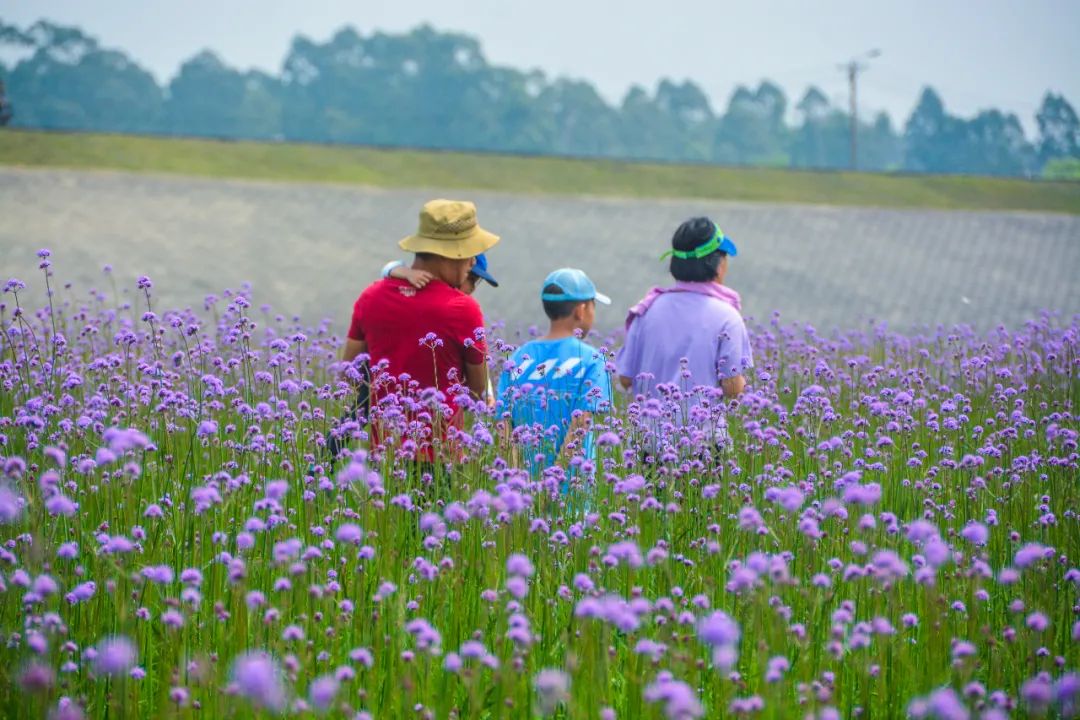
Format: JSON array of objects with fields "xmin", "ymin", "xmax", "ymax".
[{"xmin": 94, "ymin": 636, "xmax": 137, "ymax": 676}]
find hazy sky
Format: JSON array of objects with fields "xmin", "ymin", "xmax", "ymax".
[{"xmin": 5, "ymin": 0, "xmax": 1079, "ymax": 135}]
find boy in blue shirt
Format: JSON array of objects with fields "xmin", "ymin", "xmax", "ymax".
[{"xmin": 497, "ymin": 268, "xmax": 613, "ymax": 477}]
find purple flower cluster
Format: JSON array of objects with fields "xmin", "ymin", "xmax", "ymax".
[{"xmin": 0, "ymin": 254, "xmax": 1075, "ymax": 718}]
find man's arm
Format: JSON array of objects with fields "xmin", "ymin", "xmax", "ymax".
[
  {"xmin": 459, "ymin": 295, "xmax": 489, "ymax": 401},
  {"xmin": 615, "ymin": 320, "xmax": 641, "ymax": 393},
  {"xmin": 721, "ymin": 374, "xmax": 746, "ymax": 399},
  {"xmin": 717, "ymin": 317, "xmax": 752, "ymax": 400},
  {"xmin": 464, "ymin": 361, "xmax": 488, "ymax": 400},
  {"xmin": 342, "ymin": 339, "xmax": 367, "ymax": 367},
  {"xmin": 388, "ymin": 265, "xmax": 435, "ymax": 289},
  {"xmin": 341, "ymin": 339, "xmax": 370, "ymax": 391},
  {"xmin": 343, "ymin": 293, "xmax": 368, "ymax": 375}
]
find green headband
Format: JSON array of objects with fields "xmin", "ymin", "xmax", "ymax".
[{"xmin": 659, "ymin": 224, "xmax": 732, "ymax": 260}]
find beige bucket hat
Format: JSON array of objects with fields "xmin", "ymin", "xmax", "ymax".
[{"xmin": 398, "ymin": 199, "xmax": 501, "ymax": 259}]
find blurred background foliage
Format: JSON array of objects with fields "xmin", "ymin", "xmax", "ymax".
[{"xmin": 0, "ymin": 19, "xmax": 1077, "ymax": 179}]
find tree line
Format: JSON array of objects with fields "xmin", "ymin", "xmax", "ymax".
[{"xmin": 2, "ymin": 19, "xmax": 1078, "ymax": 179}]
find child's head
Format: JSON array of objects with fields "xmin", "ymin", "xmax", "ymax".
[
  {"xmin": 415, "ymin": 252, "xmax": 476, "ymax": 289},
  {"xmin": 461, "ymin": 253, "xmax": 499, "ymax": 296},
  {"xmin": 540, "ymin": 268, "xmax": 610, "ymax": 335},
  {"xmin": 664, "ymin": 217, "xmax": 737, "ymax": 284}
]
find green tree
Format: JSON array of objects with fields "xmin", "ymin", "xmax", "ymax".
[
  {"xmin": 475, "ymin": 67, "xmax": 552, "ymax": 153},
  {"xmin": 0, "ymin": 19, "xmax": 31, "ymax": 66},
  {"xmin": 1035, "ymin": 93, "xmax": 1080, "ymax": 169},
  {"xmin": 962, "ymin": 109, "xmax": 1033, "ymax": 176},
  {"xmin": 618, "ymin": 80, "xmax": 715, "ymax": 162},
  {"xmin": 790, "ymin": 86, "xmax": 830, "ymax": 168},
  {"xmin": 4, "ymin": 20, "xmax": 162, "ymax": 132},
  {"xmin": 369, "ymin": 24, "xmax": 492, "ymax": 149},
  {"xmin": 859, "ymin": 111, "xmax": 902, "ymax": 171},
  {"xmin": 535, "ymin": 78, "xmax": 623, "ymax": 157},
  {"xmin": 280, "ymin": 27, "xmax": 385, "ymax": 144},
  {"xmin": 618, "ymin": 84, "xmax": 662, "ymax": 158},
  {"xmin": 166, "ymin": 51, "xmax": 281, "ymax": 139},
  {"xmin": 791, "ymin": 88, "xmax": 899, "ymax": 171},
  {"xmin": 401, "ymin": 26, "xmax": 543, "ymax": 152},
  {"xmin": 0, "ymin": 17, "xmax": 1054, "ymax": 178},
  {"xmin": 0, "ymin": 23, "xmax": 32, "ymax": 127},
  {"xmin": 0, "ymin": 76, "xmax": 11, "ymax": 126},
  {"xmin": 279, "ymin": 25, "xmax": 533, "ymax": 150},
  {"xmin": 905, "ymin": 87, "xmax": 1033, "ymax": 176},
  {"xmin": 714, "ymin": 81, "xmax": 788, "ymax": 166},
  {"xmin": 903, "ymin": 87, "xmax": 965, "ymax": 173},
  {"xmin": 653, "ymin": 79, "xmax": 715, "ymax": 161}
]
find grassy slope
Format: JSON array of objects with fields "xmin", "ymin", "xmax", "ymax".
[{"xmin": 2, "ymin": 129, "xmax": 1079, "ymax": 214}]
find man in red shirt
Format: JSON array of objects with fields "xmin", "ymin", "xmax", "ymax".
[{"xmin": 342, "ymin": 199, "xmax": 500, "ymax": 460}]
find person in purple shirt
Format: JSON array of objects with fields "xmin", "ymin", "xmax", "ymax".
[{"xmin": 616, "ymin": 216, "xmax": 752, "ymax": 403}]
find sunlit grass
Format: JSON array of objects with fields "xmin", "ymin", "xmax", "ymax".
[{"xmin": 1, "ymin": 129, "xmax": 1078, "ymax": 214}]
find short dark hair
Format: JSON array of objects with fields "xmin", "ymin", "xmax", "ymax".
[
  {"xmin": 669, "ymin": 217, "xmax": 726, "ymax": 282},
  {"xmin": 415, "ymin": 252, "xmax": 438, "ymax": 262},
  {"xmin": 541, "ymin": 284, "xmax": 582, "ymax": 320}
]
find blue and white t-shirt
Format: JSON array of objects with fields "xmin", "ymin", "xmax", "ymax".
[{"xmin": 497, "ymin": 337, "xmax": 612, "ymax": 468}]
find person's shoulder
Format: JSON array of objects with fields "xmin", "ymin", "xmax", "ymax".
[
  {"xmin": 515, "ymin": 339, "xmax": 546, "ymax": 359},
  {"xmin": 710, "ymin": 299, "xmax": 744, "ymax": 319},
  {"xmin": 447, "ymin": 287, "xmax": 483, "ymax": 311},
  {"xmin": 571, "ymin": 337, "xmax": 605, "ymax": 359},
  {"xmin": 697, "ymin": 295, "xmax": 745, "ymax": 325},
  {"xmin": 359, "ymin": 278, "xmax": 396, "ymax": 296},
  {"xmin": 356, "ymin": 279, "xmax": 390, "ymax": 304}
]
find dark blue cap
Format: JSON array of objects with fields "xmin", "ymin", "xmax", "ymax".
[{"xmin": 470, "ymin": 253, "xmax": 498, "ymax": 287}]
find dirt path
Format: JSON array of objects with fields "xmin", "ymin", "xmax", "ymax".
[{"xmin": 2, "ymin": 167, "xmax": 1078, "ymax": 335}]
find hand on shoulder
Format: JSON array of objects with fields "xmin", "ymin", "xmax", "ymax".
[{"xmin": 392, "ymin": 266, "xmax": 435, "ymax": 289}]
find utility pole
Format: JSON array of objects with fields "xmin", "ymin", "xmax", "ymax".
[{"xmin": 839, "ymin": 49, "xmax": 880, "ymax": 171}]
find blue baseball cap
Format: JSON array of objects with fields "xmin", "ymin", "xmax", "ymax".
[
  {"xmin": 540, "ymin": 268, "xmax": 611, "ymax": 305},
  {"xmin": 470, "ymin": 253, "xmax": 498, "ymax": 287}
]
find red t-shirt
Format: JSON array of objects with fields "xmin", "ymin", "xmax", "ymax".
[{"xmin": 348, "ymin": 279, "xmax": 487, "ymax": 449}]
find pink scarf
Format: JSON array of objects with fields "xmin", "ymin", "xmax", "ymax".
[{"xmin": 625, "ymin": 281, "xmax": 742, "ymax": 330}]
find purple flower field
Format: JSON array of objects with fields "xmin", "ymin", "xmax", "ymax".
[{"xmin": 0, "ymin": 252, "xmax": 1077, "ymax": 719}]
